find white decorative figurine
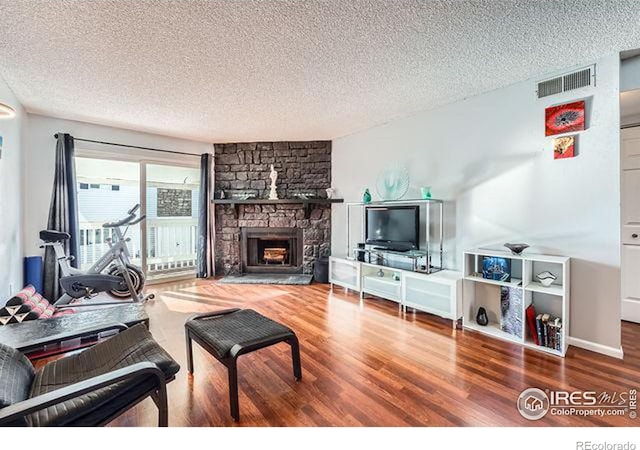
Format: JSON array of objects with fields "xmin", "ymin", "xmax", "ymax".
[{"xmin": 269, "ymin": 164, "xmax": 278, "ymax": 200}]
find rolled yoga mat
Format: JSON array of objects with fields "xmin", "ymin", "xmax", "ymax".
[{"xmin": 24, "ymin": 256, "xmax": 43, "ymax": 294}]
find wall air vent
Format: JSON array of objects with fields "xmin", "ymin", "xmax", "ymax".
[
  {"xmin": 537, "ymin": 77, "xmax": 563, "ymax": 98},
  {"xmin": 536, "ymin": 64, "xmax": 595, "ymax": 99}
]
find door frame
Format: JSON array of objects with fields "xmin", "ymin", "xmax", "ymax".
[{"xmin": 620, "ymin": 125, "xmax": 640, "ymax": 323}]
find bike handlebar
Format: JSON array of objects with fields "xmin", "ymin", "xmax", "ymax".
[
  {"xmin": 103, "ymin": 214, "xmax": 135, "ymax": 228},
  {"xmin": 129, "ymin": 215, "xmax": 146, "ymax": 226},
  {"xmin": 102, "ymin": 204, "xmax": 141, "ymax": 228}
]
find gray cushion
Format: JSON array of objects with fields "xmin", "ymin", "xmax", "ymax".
[
  {"xmin": 0, "ymin": 343, "xmax": 35, "ymax": 426},
  {"xmin": 28, "ymin": 324, "xmax": 179, "ymax": 426},
  {"xmin": 0, "ymin": 344, "xmax": 35, "ymax": 406},
  {"xmin": 185, "ymin": 309, "xmax": 294, "ymax": 358}
]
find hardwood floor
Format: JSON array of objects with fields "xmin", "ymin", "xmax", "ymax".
[{"xmin": 108, "ymin": 279, "xmax": 640, "ymax": 427}]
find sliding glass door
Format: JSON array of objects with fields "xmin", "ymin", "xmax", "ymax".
[
  {"xmin": 144, "ymin": 163, "xmax": 200, "ymax": 281},
  {"xmin": 75, "ymin": 155, "xmax": 199, "ymax": 282}
]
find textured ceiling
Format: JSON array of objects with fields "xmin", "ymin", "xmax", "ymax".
[{"xmin": 1, "ymin": 1, "xmax": 640, "ymax": 143}]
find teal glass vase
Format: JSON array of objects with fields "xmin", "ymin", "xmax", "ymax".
[
  {"xmin": 363, "ymin": 188, "xmax": 372, "ymax": 203},
  {"xmin": 420, "ymin": 186, "xmax": 432, "ymax": 199}
]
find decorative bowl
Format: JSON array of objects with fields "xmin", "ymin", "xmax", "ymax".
[
  {"xmin": 504, "ymin": 243, "xmax": 529, "ymax": 255},
  {"xmin": 536, "ymin": 271, "xmax": 557, "ymax": 287},
  {"xmin": 232, "ymin": 191, "xmax": 257, "ymax": 200},
  {"xmin": 376, "ymin": 165, "xmax": 410, "ymax": 201}
]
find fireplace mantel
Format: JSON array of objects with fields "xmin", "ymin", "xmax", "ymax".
[{"xmin": 212, "ymin": 198, "xmax": 343, "ymax": 219}]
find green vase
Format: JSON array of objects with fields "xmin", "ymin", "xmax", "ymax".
[
  {"xmin": 363, "ymin": 188, "xmax": 372, "ymax": 203},
  {"xmin": 420, "ymin": 186, "xmax": 432, "ymax": 199}
]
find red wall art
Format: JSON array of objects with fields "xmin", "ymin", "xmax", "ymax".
[{"xmin": 545, "ymin": 100, "xmax": 585, "ymax": 136}]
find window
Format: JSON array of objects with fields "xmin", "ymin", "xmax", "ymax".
[
  {"xmin": 90, "ymin": 183, "xmax": 100, "ymax": 189},
  {"xmin": 80, "ymin": 183, "xmax": 89, "ymax": 190},
  {"xmin": 111, "ymin": 185, "xmax": 120, "ymax": 191}
]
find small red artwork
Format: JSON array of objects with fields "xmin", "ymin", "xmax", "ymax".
[
  {"xmin": 553, "ymin": 135, "xmax": 575, "ymax": 160},
  {"xmin": 545, "ymin": 100, "xmax": 585, "ymax": 136}
]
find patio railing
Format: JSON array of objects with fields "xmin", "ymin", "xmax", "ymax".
[{"xmin": 79, "ymin": 218, "xmax": 198, "ymax": 276}]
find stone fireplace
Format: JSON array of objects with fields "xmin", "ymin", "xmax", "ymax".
[
  {"xmin": 213, "ymin": 141, "xmax": 332, "ymax": 275},
  {"xmin": 240, "ymin": 227, "xmax": 303, "ymax": 273}
]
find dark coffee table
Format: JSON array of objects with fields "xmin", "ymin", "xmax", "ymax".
[{"xmin": 0, "ymin": 303, "xmax": 149, "ymax": 359}]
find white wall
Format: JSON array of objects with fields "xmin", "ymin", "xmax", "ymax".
[
  {"xmin": 332, "ymin": 53, "xmax": 622, "ymax": 351},
  {"xmin": 24, "ymin": 114, "xmax": 212, "ymax": 256},
  {"xmin": 0, "ymin": 77, "xmax": 25, "ymax": 298}
]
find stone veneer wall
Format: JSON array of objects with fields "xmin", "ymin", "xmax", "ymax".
[{"xmin": 213, "ymin": 141, "xmax": 332, "ymax": 275}]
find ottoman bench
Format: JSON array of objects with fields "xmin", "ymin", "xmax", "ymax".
[{"xmin": 185, "ymin": 308, "xmax": 302, "ymax": 421}]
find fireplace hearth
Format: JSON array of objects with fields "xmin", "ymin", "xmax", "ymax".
[{"xmin": 241, "ymin": 227, "xmax": 303, "ymax": 274}]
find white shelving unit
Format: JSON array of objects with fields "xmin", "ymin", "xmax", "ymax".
[
  {"xmin": 402, "ymin": 269, "xmax": 462, "ymax": 324},
  {"xmin": 329, "ymin": 257, "xmax": 462, "ymax": 326},
  {"xmin": 361, "ymin": 262, "xmax": 403, "ymax": 303},
  {"xmin": 329, "ymin": 256, "xmax": 361, "ymax": 292},
  {"xmin": 462, "ymin": 248, "xmax": 570, "ymax": 357}
]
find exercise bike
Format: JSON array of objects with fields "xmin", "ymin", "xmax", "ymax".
[{"xmin": 40, "ymin": 204, "xmax": 154, "ymax": 307}]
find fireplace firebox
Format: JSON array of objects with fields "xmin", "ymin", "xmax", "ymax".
[{"xmin": 240, "ymin": 227, "xmax": 303, "ymax": 274}]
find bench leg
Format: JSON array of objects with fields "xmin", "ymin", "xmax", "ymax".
[
  {"xmin": 227, "ymin": 358, "xmax": 240, "ymax": 421},
  {"xmin": 287, "ymin": 335, "xmax": 302, "ymax": 380},
  {"xmin": 186, "ymin": 330, "xmax": 194, "ymax": 374}
]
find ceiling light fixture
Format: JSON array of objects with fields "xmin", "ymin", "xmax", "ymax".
[{"xmin": 0, "ymin": 102, "xmax": 16, "ymax": 119}]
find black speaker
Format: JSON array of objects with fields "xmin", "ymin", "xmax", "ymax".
[
  {"xmin": 313, "ymin": 257, "xmax": 329, "ymax": 283},
  {"xmin": 356, "ymin": 243, "xmax": 365, "ymax": 262}
]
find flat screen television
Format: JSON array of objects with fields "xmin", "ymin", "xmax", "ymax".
[{"xmin": 365, "ymin": 206, "xmax": 419, "ymax": 251}]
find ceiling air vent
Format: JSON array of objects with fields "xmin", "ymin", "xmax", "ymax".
[{"xmin": 536, "ymin": 64, "xmax": 595, "ymax": 99}]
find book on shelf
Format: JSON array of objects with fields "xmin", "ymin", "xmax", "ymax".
[
  {"xmin": 525, "ymin": 304, "xmax": 539, "ymax": 346},
  {"xmin": 535, "ymin": 313, "xmax": 543, "ymax": 346},
  {"xmin": 541, "ymin": 314, "xmax": 550, "ymax": 347},
  {"xmin": 553, "ymin": 317, "xmax": 562, "ymax": 351},
  {"xmin": 533, "ymin": 310, "xmax": 562, "ymax": 351}
]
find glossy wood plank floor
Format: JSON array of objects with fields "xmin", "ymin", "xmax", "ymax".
[{"xmin": 108, "ymin": 279, "xmax": 640, "ymax": 427}]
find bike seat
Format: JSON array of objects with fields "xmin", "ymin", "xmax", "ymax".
[{"xmin": 39, "ymin": 230, "xmax": 71, "ymax": 242}]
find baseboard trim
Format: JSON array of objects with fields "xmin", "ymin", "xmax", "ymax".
[
  {"xmin": 622, "ymin": 299, "xmax": 640, "ymax": 323},
  {"xmin": 567, "ymin": 336, "xmax": 624, "ymax": 359}
]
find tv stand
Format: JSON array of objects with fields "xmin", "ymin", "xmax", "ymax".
[
  {"xmin": 373, "ymin": 246, "xmax": 408, "ymax": 252},
  {"xmin": 329, "ymin": 256, "xmax": 462, "ymax": 327},
  {"xmin": 346, "ymin": 199, "xmax": 445, "ymax": 272},
  {"xmin": 355, "ymin": 247, "xmax": 435, "ymax": 273}
]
